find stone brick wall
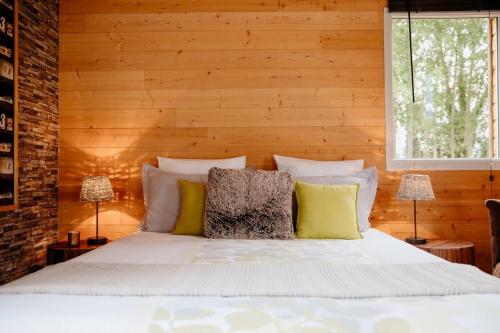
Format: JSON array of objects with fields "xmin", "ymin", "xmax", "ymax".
[{"xmin": 0, "ymin": 0, "xmax": 58, "ymax": 285}]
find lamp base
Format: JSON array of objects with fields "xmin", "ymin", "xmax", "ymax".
[
  {"xmin": 406, "ymin": 237, "xmax": 427, "ymax": 245},
  {"xmin": 87, "ymin": 236, "xmax": 108, "ymax": 245}
]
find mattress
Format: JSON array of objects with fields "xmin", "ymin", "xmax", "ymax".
[{"xmin": 0, "ymin": 229, "xmax": 499, "ymax": 333}]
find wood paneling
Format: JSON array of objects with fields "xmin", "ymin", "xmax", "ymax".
[
  {"xmin": 75, "ymin": 12, "xmax": 384, "ymax": 33},
  {"xmin": 60, "ymin": 49, "xmax": 384, "ymax": 71},
  {"xmin": 59, "ymin": 0, "xmax": 495, "ymax": 272},
  {"xmin": 60, "ymin": 0, "xmax": 386, "ymax": 14}
]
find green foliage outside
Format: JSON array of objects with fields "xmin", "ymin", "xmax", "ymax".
[{"xmin": 392, "ymin": 18, "xmax": 490, "ymax": 159}]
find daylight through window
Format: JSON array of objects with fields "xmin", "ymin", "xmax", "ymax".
[{"xmin": 386, "ymin": 13, "xmax": 500, "ymax": 169}]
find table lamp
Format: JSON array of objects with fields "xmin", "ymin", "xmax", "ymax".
[
  {"xmin": 80, "ymin": 176, "xmax": 114, "ymax": 245},
  {"xmin": 396, "ymin": 174, "xmax": 435, "ymax": 245}
]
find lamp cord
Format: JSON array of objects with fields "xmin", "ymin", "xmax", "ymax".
[
  {"xmin": 413, "ymin": 200, "xmax": 417, "ymax": 239},
  {"xmin": 490, "ymin": 160, "xmax": 494, "ymax": 199},
  {"xmin": 406, "ymin": 0, "xmax": 416, "ymax": 103},
  {"xmin": 488, "ymin": 1, "xmax": 494, "ymax": 199},
  {"xmin": 96, "ymin": 201, "xmax": 99, "ymax": 239}
]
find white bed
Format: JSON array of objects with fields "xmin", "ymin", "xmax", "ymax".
[{"xmin": 1, "ymin": 229, "xmax": 500, "ymax": 333}]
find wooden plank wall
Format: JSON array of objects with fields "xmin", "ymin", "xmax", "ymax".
[{"xmin": 59, "ymin": 0, "xmax": 496, "ymax": 272}]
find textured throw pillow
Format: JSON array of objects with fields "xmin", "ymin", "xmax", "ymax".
[
  {"xmin": 294, "ymin": 166, "xmax": 378, "ymax": 232},
  {"xmin": 172, "ymin": 180, "xmax": 206, "ymax": 236},
  {"xmin": 157, "ymin": 156, "xmax": 246, "ymax": 174},
  {"xmin": 295, "ymin": 182, "xmax": 362, "ymax": 239},
  {"xmin": 204, "ymin": 168, "xmax": 294, "ymax": 239},
  {"xmin": 141, "ymin": 164, "xmax": 207, "ymax": 232},
  {"xmin": 274, "ymin": 155, "xmax": 364, "ymax": 177}
]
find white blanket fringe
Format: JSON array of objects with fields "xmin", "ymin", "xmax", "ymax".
[{"xmin": 1, "ymin": 262, "xmax": 500, "ymax": 298}]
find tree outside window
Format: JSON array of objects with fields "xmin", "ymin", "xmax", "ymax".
[{"xmin": 391, "ymin": 17, "xmax": 496, "ymax": 161}]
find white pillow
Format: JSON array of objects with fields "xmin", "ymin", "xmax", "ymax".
[
  {"xmin": 295, "ymin": 166, "xmax": 378, "ymax": 232},
  {"xmin": 494, "ymin": 263, "xmax": 500, "ymax": 278},
  {"xmin": 141, "ymin": 164, "xmax": 207, "ymax": 232},
  {"xmin": 157, "ymin": 156, "xmax": 246, "ymax": 174},
  {"xmin": 274, "ymin": 155, "xmax": 363, "ymax": 177}
]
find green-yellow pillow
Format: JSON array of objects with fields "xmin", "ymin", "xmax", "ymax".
[
  {"xmin": 172, "ymin": 179, "xmax": 206, "ymax": 236},
  {"xmin": 295, "ymin": 181, "xmax": 362, "ymax": 239}
]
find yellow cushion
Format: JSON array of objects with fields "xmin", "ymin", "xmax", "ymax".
[
  {"xmin": 172, "ymin": 179, "xmax": 206, "ymax": 236},
  {"xmin": 295, "ymin": 181, "xmax": 362, "ymax": 239}
]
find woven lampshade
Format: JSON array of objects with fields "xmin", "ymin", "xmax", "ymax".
[
  {"xmin": 80, "ymin": 176, "xmax": 114, "ymax": 202},
  {"xmin": 396, "ymin": 174, "xmax": 435, "ymax": 201}
]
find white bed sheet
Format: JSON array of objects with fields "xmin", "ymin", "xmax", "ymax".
[
  {"xmin": 75, "ymin": 228, "xmax": 442, "ymax": 265},
  {"xmin": 0, "ymin": 229, "xmax": 499, "ymax": 333}
]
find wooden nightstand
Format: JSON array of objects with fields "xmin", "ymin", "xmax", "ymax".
[
  {"xmin": 47, "ymin": 240, "xmax": 110, "ymax": 265},
  {"xmin": 416, "ymin": 240, "xmax": 475, "ymax": 265}
]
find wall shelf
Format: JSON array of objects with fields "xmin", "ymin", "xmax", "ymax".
[
  {"xmin": 0, "ymin": 0, "xmax": 17, "ymax": 211},
  {"xmin": 0, "ymin": 129, "xmax": 13, "ymax": 135},
  {"xmin": 0, "ymin": 76, "xmax": 13, "ymax": 86},
  {"xmin": 0, "ymin": 102, "xmax": 14, "ymax": 112}
]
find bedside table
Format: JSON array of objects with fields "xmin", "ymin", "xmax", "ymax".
[
  {"xmin": 416, "ymin": 240, "xmax": 475, "ymax": 265},
  {"xmin": 47, "ymin": 240, "xmax": 110, "ymax": 265}
]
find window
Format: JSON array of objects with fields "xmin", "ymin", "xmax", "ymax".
[{"xmin": 385, "ymin": 10, "xmax": 500, "ymax": 170}]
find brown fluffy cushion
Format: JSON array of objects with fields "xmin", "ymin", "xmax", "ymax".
[{"xmin": 204, "ymin": 168, "xmax": 294, "ymax": 239}]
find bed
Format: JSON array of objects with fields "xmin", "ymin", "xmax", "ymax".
[{"xmin": 1, "ymin": 228, "xmax": 500, "ymax": 333}]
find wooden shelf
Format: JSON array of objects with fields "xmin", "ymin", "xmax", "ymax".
[
  {"xmin": 0, "ymin": 151, "xmax": 13, "ymax": 157},
  {"xmin": 0, "ymin": 75, "xmax": 13, "ymax": 86},
  {"xmin": 0, "ymin": 52, "xmax": 12, "ymax": 62},
  {"xmin": 0, "ymin": 0, "xmax": 16, "ymax": 212},
  {"xmin": 0, "ymin": 101, "xmax": 14, "ymax": 112},
  {"xmin": 0, "ymin": 204, "xmax": 16, "ymax": 212},
  {"xmin": 0, "ymin": 129, "xmax": 13, "ymax": 135},
  {"xmin": 0, "ymin": 37, "xmax": 14, "ymax": 49}
]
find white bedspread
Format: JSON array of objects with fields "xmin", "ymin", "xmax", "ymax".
[
  {"xmin": 0, "ymin": 229, "xmax": 499, "ymax": 333},
  {"xmin": 2, "ymin": 261, "xmax": 500, "ymax": 298}
]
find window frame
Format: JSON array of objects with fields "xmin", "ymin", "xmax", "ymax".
[{"xmin": 384, "ymin": 9, "xmax": 500, "ymax": 170}]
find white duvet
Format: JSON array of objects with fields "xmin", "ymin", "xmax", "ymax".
[{"xmin": 0, "ymin": 229, "xmax": 500, "ymax": 333}]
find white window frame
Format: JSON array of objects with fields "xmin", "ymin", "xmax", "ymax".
[{"xmin": 384, "ymin": 8, "xmax": 500, "ymax": 170}]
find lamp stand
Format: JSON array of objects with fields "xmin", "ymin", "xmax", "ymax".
[
  {"xmin": 87, "ymin": 201, "xmax": 108, "ymax": 245},
  {"xmin": 405, "ymin": 200, "xmax": 427, "ymax": 245}
]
